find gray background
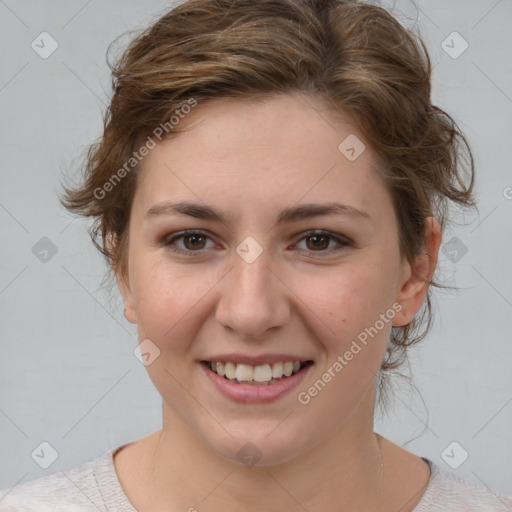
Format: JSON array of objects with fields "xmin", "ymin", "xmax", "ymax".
[{"xmin": 1, "ymin": 0, "xmax": 511, "ymax": 497}]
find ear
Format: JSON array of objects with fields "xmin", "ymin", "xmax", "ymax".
[
  {"xmin": 117, "ymin": 267, "xmax": 137, "ymax": 324},
  {"xmin": 392, "ymin": 217, "xmax": 442, "ymax": 327},
  {"xmin": 107, "ymin": 231, "xmax": 137, "ymax": 325}
]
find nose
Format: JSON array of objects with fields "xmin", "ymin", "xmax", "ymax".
[{"xmin": 214, "ymin": 248, "xmax": 291, "ymax": 340}]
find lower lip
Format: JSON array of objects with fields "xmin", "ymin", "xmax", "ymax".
[{"xmin": 200, "ymin": 362, "xmax": 313, "ymax": 404}]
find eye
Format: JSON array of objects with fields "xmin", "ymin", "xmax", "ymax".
[
  {"xmin": 293, "ymin": 230, "xmax": 351, "ymax": 255},
  {"xmin": 163, "ymin": 230, "xmax": 217, "ymax": 255},
  {"xmin": 161, "ymin": 229, "xmax": 351, "ymax": 257}
]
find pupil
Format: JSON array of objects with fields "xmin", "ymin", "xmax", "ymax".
[
  {"xmin": 185, "ymin": 235, "xmax": 205, "ymax": 250},
  {"xmin": 307, "ymin": 235, "xmax": 328, "ymax": 250}
]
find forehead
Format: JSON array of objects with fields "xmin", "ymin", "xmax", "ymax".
[{"xmin": 132, "ymin": 93, "xmax": 393, "ymax": 227}]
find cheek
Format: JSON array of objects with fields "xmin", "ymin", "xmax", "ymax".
[
  {"xmin": 294, "ymin": 268, "xmax": 394, "ymax": 415},
  {"xmin": 128, "ymin": 251, "xmax": 199, "ymax": 342},
  {"xmin": 297, "ymin": 263, "xmax": 396, "ymax": 342},
  {"xmin": 129, "ymin": 254, "xmax": 229, "ymax": 363},
  {"xmin": 130, "ymin": 262, "xmax": 208, "ymax": 396}
]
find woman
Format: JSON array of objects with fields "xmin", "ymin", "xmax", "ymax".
[{"xmin": 1, "ymin": 0, "xmax": 511, "ymax": 510}]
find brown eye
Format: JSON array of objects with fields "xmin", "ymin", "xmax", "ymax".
[
  {"xmin": 182, "ymin": 234, "xmax": 207, "ymax": 250},
  {"xmin": 294, "ymin": 230, "xmax": 351, "ymax": 256},
  {"xmin": 305, "ymin": 234, "xmax": 330, "ymax": 251},
  {"xmin": 163, "ymin": 231, "xmax": 216, "ymax": 255}
]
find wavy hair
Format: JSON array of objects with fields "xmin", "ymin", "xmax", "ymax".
[{"xmin": 61, "ymin": 0, "xmax": 476, "ymax": 391}]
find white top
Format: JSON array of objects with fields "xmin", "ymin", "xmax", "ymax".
[{"xmin": 1, "ymin": 445, "xmax": 511, "ymax": 511}]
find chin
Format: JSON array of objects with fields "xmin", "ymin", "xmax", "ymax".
[{"xmin": 205, "ymin": 424, "xmax": 311, "ymax": 468}]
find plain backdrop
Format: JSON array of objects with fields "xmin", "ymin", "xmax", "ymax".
[{"xmin": 1, "ymin": 0, "xmax": 511, "ymax": 497}]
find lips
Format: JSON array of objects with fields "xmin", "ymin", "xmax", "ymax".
[
  {"xmin": 202, "ymin": 360, "xmax": 312, "ymax": 384},
  {"xmin": 199, "ymin": 357, "xmax": 314, "ymax": 403},
  {"xmin": 202, "ymin": 353, "xmax": 313, "ymax": 366}
]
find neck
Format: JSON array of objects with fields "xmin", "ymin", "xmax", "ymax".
[{"xmin": 141, "ymin": 394, "xmax": 389, "ymax": 511}]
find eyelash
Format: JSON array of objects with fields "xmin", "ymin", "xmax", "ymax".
[{"xmin": 162, "ymin": 229, "xmax": 351, "ymax": 257}]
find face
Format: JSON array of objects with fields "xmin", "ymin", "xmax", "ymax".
[{"xmin": 119, "ymin": 93, "xmax": 432, "ymax": 466}]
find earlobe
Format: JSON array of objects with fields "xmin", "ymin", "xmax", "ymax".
[
  {"xmin": 108, "ymin": 231, "xmax": 137, "ymax": 325},
  {"xmin": 123, "ymin": 308, "xmax": 136, "ymax": 324},
  {"xmin": 392, "ymin": 217, "xmax": 442, "ymax": 327},
  {"xmin": 117, "ymin": 269, "xmax": 137, "ymax": 324}
]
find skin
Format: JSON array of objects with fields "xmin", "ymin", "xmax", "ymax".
[{"xmin": 115, "ymin": 92, "xmax": 441, "ymax": 511}]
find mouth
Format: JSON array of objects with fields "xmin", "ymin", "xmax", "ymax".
[
  {"xmin": 199, "ymin": 357, "xmax": 314, "ymax": 403},
  {"xmin": 200, "ymin": 359, "xmax": 314, "ymax": 386}
]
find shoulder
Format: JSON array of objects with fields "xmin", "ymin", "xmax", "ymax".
[
  {"xmin": 0, "ymin": 447, "xmax": 132, "ymax": 512},
  {"xmin": 414, "ymin": 459, "xmax": 512, "ymax": 511}
]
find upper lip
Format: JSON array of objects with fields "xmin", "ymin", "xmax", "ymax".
[{"xmin": 201, "ymin": 353, "xmax": 314, "ymax": 366}]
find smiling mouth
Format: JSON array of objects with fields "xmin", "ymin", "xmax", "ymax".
[{"xmin": 201, "ymin": 360, "xmax": 314, "ymax": 386}]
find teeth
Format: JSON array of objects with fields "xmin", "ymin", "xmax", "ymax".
[
  {"xmin": 283, "ymin": 362, "xmax": 294, "ymax": 377},
  {"xmin": 271, "ymin": 361, "xmax": 283, "ymax": 378},
  {"xmin": 253, "ymin": 364, "xmax": 272, "ymax": 382},
  {"xmin": 207, "ymin": 360, "xmax": 307, "ymax": 383},
  {"xmin": 235, "ymin": 364, "xmax": 253, "ymax": 382},
  {"xmin": 216, "ymin": 361, "xmax": 225, "ymax": 377},
  {"xmin": 225, "ymin": 362, "xmax": 236, "ymax": 380}
]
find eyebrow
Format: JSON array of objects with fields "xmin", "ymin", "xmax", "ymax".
[{"xmin": 145, "ymin": 200, "xmax": 371, "ymax": 224}]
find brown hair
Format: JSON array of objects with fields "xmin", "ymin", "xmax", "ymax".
[{"xmin": 61, "ymin": 0, "xmax": 475, "ymax": 384}]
